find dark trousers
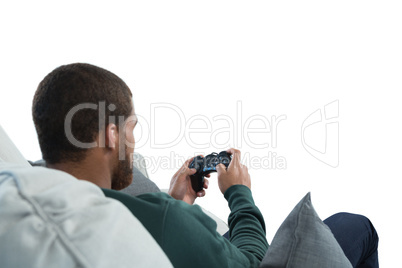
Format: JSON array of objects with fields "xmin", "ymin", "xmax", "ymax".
[
  {"xmin": 324, "ymin": 213, "xmax": 379, "ymax": 268},
  {"xmin": 223, "ymin": 212, "xmax": 379, "ymax": 267}
]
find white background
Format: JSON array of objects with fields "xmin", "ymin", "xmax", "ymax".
[{"xmin": 1, "ymin": 1, "xmax": 401, "ymax": 266}]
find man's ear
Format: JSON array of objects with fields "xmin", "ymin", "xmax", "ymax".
[{"xmin": 105, "ymin": 123, "xmax": 118, "ymax": 149}]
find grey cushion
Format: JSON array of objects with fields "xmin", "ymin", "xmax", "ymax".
[
  {"xmin": 120, "ymin": 166, "xmax": 160, "ymax": 196},
  {"xmin": 260, "ymin": 193, "xmax": 352, "ymax": 268},
  {"xmin": 29, "ymin": 159, "xmax": 46, "ymax": 167},
  {"xmin": 120, "ymin": 152, "xmax": 161, "ymax": 196}
]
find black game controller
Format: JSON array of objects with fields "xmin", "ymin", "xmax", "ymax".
[{"xmin": 188, "ymin": 151, "xmax": 232, "ymax": 192}]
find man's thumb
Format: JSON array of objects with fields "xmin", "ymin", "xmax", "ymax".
[
  {"xmin": 216, "ymin": 163, "xmax": 226, "ymax": 174},
  {"xmin": 188, "ymin": 168, "xmax": 197, "ymax": 175}
]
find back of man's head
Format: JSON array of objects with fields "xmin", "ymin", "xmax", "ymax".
[{"xmin": 32, "ymin": 63, "xmax": 132, "ymax": 164}]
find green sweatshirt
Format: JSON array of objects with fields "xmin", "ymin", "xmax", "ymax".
[{"xmin": 102, "ymin": 185, "xmax": 269, "ymax": 268}]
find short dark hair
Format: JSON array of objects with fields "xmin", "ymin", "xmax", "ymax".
[{"xmin": 32, "ymin": 63, "xmax": 132, "ymax": 164}]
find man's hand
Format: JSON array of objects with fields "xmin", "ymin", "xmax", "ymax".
[
  {"xmin": 216, "ymin": 148, "xmax": 251, "ymax": 194},
  {"xmin": 168, "ymin": 157, "xmax": 209, "ymax": 205}
]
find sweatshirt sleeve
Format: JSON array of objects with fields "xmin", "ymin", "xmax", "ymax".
[
  {"xmin": 224, "ymin": 185, "xmax": 269, "ymax": 261},
  {"xmin": 161, "ymin": 185, "xmax": 269, "ymax": 268}
]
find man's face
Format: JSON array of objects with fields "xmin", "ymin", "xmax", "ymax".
[{"xmin": 111, "ymin": 101, "xmax": 137, "ymax": 190}]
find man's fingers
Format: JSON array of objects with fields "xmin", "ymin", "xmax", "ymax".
[
  {"xmin": 197, "ymin": 190, "xmax": 206, "ymax": 197},
  {"xmin": 226, "ymin": 148, "xmax": 241, "ymax": 169},
  {"xmin": 203, "ymin": 178, "xmax": 209, "ymax": 189},
  {"xmin": 226, "ymin": 148, "xmax": 239, "ymax": 155}
]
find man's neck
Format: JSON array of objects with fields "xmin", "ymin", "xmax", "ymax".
[{"xmin": 47, "ymin": 155, "xmax": 113, "ymax": 189}]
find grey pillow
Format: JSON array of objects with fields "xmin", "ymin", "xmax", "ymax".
[
  {"xmin": 120, "ymin": 166, "xmax": 160, "ymax": 196},
  {"xmin": 260, "ymin": 193, "xmax": 352, "ymax": 268}
]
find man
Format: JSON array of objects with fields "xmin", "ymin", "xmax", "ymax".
[
  {"xmin": 32, "ymin": 63, "xmax": 268, "ymax": 267},
  {"xmin": 32, "ymin": 63, "xmax": 379, "ymax": 268}
]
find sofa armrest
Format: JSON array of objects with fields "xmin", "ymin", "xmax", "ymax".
[{"xmin": 0, "ymin": 125, "xmax": 30, "ymax": 167}]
